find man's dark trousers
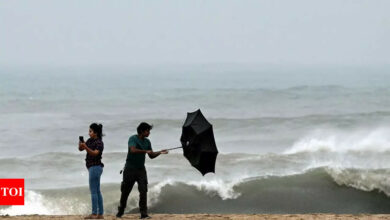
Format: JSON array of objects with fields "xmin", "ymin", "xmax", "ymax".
[{"xmin": 119, "ymin": 167, "xmax": 148, "ymax": 215}]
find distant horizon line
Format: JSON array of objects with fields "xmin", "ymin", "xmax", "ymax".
[{"xmin": 1, "ymin": 62, "xmax": 390, "ymax": 70}]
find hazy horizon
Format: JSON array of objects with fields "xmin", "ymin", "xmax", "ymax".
[{"xmin": 1, "ymin": 0, "xmax": 389, "ymax": 67}]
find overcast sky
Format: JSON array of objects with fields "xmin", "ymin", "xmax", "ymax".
[{"xmin": 1, "ymin": 0, "xmax": 389, "ymax": 67}]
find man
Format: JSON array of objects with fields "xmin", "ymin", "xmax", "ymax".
[{"xmin": 116, "ymin": 122, "xmax": 168, "ymax": 219}]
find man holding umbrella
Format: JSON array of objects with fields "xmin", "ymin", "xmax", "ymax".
[
  {"xmin": 116, "ymin": 122, "xmax": 168, "ymax": 219},
  {"xmin": 117, "ymin": 110, "xmax": 217, "ymax": 218}
]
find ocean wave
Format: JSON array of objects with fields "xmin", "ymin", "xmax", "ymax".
[
  {"xmin": 109, "ymin": 111, "xmax": 390, "ymax": 124},
  {"xmin": 2, "ymin": 167, "xmax": 390, "ymax": 215},
  {"xmin": 326, "ymin": 167, "xmax": 390, "ymax": 195},
  {"xmin": 3, "ymin": 146, "xmax": 390, "ymax": 190},
  {"xmin": 284, "ymin": 127, "xmax": 390, "ymax": 154}
]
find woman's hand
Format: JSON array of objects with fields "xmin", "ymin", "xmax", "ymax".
[{"xmin": 79, "ymin": 142, "xmax": 87, "ymax": 151}]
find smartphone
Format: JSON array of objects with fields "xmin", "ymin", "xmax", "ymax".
[{"xmin": 79, "ymin": 136, "xmax": 84, "ymax": 143}]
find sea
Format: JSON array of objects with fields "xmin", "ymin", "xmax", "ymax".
[{"xmin": 1, "ymin": 65, "xmax": 390, "ymax": 215}]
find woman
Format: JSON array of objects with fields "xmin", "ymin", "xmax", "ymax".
[{"xmin": 79, "ymin": 123, "xmax": 104, "ymax": 219}]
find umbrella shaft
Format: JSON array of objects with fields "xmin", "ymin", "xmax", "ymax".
[{"xmin": 166, "ymin": 146, "xmax": 183, "ymax": 151}]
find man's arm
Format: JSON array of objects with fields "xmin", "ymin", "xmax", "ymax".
[
  {"xmin": 148, "ymin": 151, "xmax": 160, "ymax": 159},
  {"xmin": 130, "ymin": 146, "xmax": 152, "ymax": 154},
  {"xmin": 148, "ymin": 149, "xmax": 168, "ymax": 159}
]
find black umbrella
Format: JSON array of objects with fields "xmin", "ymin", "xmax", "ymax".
[{"xmin": 178, "ymin": 109, "xmax": 218, "ymax": 175}]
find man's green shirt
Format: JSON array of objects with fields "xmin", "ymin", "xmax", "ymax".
[{"xmin": 125, "ymin": 135, "xmax": 152, "ymax": 169}]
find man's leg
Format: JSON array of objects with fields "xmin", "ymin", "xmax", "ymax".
[
  {"xmin": 137, "ymin": 169, "xmax": 148, "ymax": 217},
  {"xmin": 117, "ymin": 168, "xmax": 136, "ymax": 217}
]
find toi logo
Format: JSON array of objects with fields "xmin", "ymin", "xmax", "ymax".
[{"xmin": 0, "ymin": 179, "xmax": 24, "ymax": 205}]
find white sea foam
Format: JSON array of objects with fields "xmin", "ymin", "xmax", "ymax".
[
  {"xmin": 284, "ymin": 128, "xmax": 390, "ymax": 154},
  {"xmin": 187, "ymin": 179, "xmax": 242, "ymax": 200},
  {"xmin": 325, "ymin": 167, "xmax": 390, "ymax": 196},
  {"xmin": 0, "ymin": 190, "xmax": 90, "ymax": 216},
  {"xmin": 0, "ymin": 190, "xmax": 61, "ymax": 215},
  {"xmin": 148, "ymin": 178, "xmax": 242, "ymax": 201}
]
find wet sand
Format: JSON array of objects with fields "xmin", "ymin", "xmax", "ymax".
[{"xmin": 1, "ymin": 214, "xmax": 390, "ymax": 220}]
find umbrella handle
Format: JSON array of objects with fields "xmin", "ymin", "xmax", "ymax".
[{"xmin": 164, "ymin": 146, "xmax": 183, "ymax": 151}]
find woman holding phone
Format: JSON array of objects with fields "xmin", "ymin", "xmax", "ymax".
[{"xmin": 79, "ymin": 123, "xmax": 104, "ymax": 219}]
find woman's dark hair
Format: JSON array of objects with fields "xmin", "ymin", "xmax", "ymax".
[
  {"xmin": 90, "ymin": 123, "xmax": 103, "ymax": 139},
  {"xmin": 137, "ymin": 122, "xmax": 153, "ymax": 134}
]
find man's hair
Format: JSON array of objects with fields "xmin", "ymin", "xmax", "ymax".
[{"xmin": 137, "ymin": 122, "xmax": 153, "ymax": 134}]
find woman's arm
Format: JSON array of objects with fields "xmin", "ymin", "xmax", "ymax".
[{"xmin": 80, "ymin": 143, "xmax": 100, "ymax": 156}]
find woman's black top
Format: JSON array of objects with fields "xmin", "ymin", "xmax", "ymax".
[{"xmin": 85, "ymin": 138, "xmax": 104, "ymax": 168}]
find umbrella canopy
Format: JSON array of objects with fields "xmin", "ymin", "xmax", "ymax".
[{"xmin": 180, "ymin": 109, "xmax": 218, "ymax": 175}]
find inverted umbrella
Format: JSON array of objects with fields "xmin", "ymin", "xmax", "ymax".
[{"xmin": 168, "ymin": 109, "xmax": 218, "ymax": 175}]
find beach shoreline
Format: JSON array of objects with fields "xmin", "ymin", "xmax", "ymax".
[{"xmin": 1, "ymin": 214, "xmax": 390, "ymax": 220}]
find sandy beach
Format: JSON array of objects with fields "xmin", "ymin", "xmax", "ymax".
[{"xmin": 1, "ymin": 214, "xmax": 390, "ymax": 220}]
